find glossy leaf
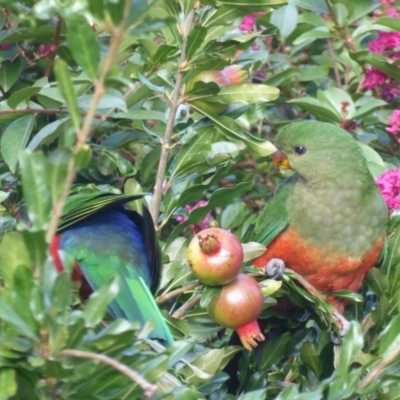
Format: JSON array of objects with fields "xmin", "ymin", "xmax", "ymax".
[
  {"xmin": 19, "ymin": 151, "xmax": 52, "ymax": 231},
  {"xmin": 1, "ymin": 115, "xmax": 35, "ymax": 173},
  {"xmin": 66, "ymin": 16, "xmax": 100, "ymax": 80}
]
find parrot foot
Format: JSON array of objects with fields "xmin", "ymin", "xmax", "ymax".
[
  {"xmin": 265, "ymin": 258, "xmax": 286, "ymax": 280},
  {"xmin": 329, "ymin": 311, "xmax": 351, "ymax": 344}
]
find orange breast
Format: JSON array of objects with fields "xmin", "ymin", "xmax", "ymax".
[{"xmin": 252, "ymin": 226, "xmax": 384, "ymax": 311}]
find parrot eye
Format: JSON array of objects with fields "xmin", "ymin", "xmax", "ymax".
[{"xmin": 294, "ymin": 145, "xmax": 307, "ymax": 155}]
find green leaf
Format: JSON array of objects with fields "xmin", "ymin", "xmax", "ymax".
[
  {"xmin": 0, "ymin": 369, "xmax": 17, "ymax": 400},
  {"xmin": 378, "ymin": 314, "xmax": 400, "ymax": 357},
  {"xmin": 301, "ymin": 341, "xmax": 322, "ymax": 377},
  {"xmin": 242, "ymin": 242, "xmax": 266, "ymax": 262},
  {"xmin": 191, "ymin": 109, "xmax": 276, "ymax": 156},
  {"xmin": 0, "ymin": 57, "xmax": 22, "ymax": 92},
  {"xmin": 178, "ymin": 349, "xmax": 225, "ymax": 385},
  {"xmin": 200, "ymin": 285, "xmax": 222, "ymax": 308},
  {"xmin": 0, "ymin": 233, "xmax": 30, "ymax": 287},
  {"xmin": 0, "ymin": 297, "xmax": 38, "ymax": 340},
  {"xmin": 351, "ymin": 51, "xmax": 400, "ymax": 81},
  {"xmin": 259, "ymin": 332, "xmax": 290, "ymax": 370},
  {"xmin": 112, "ymin": 110, "xmax": 166, "ymax": 122},
  {"xmin": 354, "ymin": 99, "xmax": 387, "ymax": 120},
  {"xmin": 66, "ymin": 16, "xmax": 100, "ymax": 80},
  {"xmin": 1, "ymin": 115, "xmax": 35, "ymax": 173},
  {"xmin": 19, "ymin": 151, "xmax": 52, "ymax": 230},
  {"xmin": 187, "ymin": 26, "xmax": 208, "ymax": 60},
  {"xmin": 299, "ymin": 65, "xmax": 329, "ymax": 81},
  {"xmin": 215, "ymin": 84, "xmax": 280, "ymax": 104},
  {"xmin": 82, "ymin": 276, "xmax": 120, "ymax": 327},
  {"xmin": 77, "ymin": 94, "xmax": 127, "ymax": 112},
  {"xmin": 293, "ymin": 27, "xmax": 335, "ymax": 45},
  {"xmin": 27, "ymin": 117, "xmax": 71, "ymax": 151},
  {"xmin": 54, "ymin": 59, "xmax": 81, "ymax": 131},
  {"xmin": 291, "ymin": 0, "xmax": 328, "ymax": 13},
  {"xmin": 317, "ymin": 88, "xmax": 355, "ymax": 120},
  {"xmin": 202, "ymin": 6, "xmax": 245, "ymax": 28},
  {"xmin": 7, "ymin": 86, "xmax": 41, "ymax": 109},
  {"xmin": 47, "ymin": 148, "xmax": 71, "ymax": 203},
  {"xmin": 22, "ymin": 231, "xmax": 47, "ymax": 270},
  {"xmin": 220, "ymin": 202, "xmax": 247, "ymax": 229},
  {"xmin": 287, "ymin": 97, "xmax": 341, "ymax": 122},
  {"xmin": 151, "ymin": 44, "xmax": 177, "ymax": 67},
  {"xmin": 259, "ymin": 279, "xmax": 282, "ymax": 297},
  {"xmin": 366, "ymin": 267, "xmax": 390, "ymax": 297},
  {"xmin": 207, "ymin": 0, "xmax": 287, "ymax": 7},
  {"xmin": 270, "ymin": 4, "xmax": 298, "ymax": 39},
  {"xmin": 374, "ymin": 16, "xmax": 400, "ymax": 31},
  {"xmin": 336, "ymin": 322, "xmax": 363, "ymax": 374}
]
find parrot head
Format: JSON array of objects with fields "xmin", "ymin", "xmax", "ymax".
[{"xmin": 272, "ymin": 121, "xmax": 368, "ymax": 183}]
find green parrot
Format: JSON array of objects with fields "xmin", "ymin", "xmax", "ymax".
[
  {"xmin": 244, "ymin": 121, "xmax": 388, "ymax": 315},
  {"xmin": 50, "ymin": 191, "xmax": 173, "ymax": 344}
]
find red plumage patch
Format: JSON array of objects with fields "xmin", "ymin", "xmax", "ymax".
[
  {"xmin": 50, "ymin": 233, "xmax": 92, "ymax": 299},
  {"xmin": 252, "ymin": 226, "xmax": 385, "ymax": 312}
]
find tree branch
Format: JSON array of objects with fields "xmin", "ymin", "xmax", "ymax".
[
  {"xmin": 151, "ymin": 9, "xmax": 196, "ymax": 226},
  {"xmin": 0, "ymin": 108, "xmax": 103, "ymax": 119},
  {"xmin": 61, "ymin": 349, "xmax": 157, "ymax": 398},
  {"xmin": 156, "ymin": 281, "xmax": 201, "ymax": 304},
  {"xmin": 45, "ymin": 5, "xmax": 131, "ymax": 244},
  {"xmin": 172, "ymin": 293, "xmax": 202, "ymax": 319}
]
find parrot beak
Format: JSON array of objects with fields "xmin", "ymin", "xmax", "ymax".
[{"xmin": 273, "ymin": 151, "xmax": 291, "ymax": 169}]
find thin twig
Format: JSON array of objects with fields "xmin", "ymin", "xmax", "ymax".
[
  {"xmin": 45, "ymin": 6, "xmax": 130, "ymax": 244},
  {"xmin": 156, "ymin": 281, "xmax": 201, "ymax": 304},
  {"xmin": 285, "ymin": 268, "xmax": 323, "ymax": 298},
  {"xmin": 61, "ymin": 349, "xmax": 157, "ymax": 398},
  {"xmin": 327, "ymin": 39, "xmax": 341, "ymax": 88},
  {"xmin": 0, "ymin": 108, "xmax": 103, "ymax": 119},
  {"xmin": 151, "ymin": 9, "xmax": 196, "ymax": 225},
  {"xmin": 45, "ymin": 16, "xmax": 63, "ymax": 77},
  {"xmin": 172, "ymin": 293, "xmax": 202, "ymax": 319}
]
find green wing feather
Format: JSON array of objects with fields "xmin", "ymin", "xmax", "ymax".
[
  {"xmin": 57, "ymin": 191, "xmax": 172, "ymax": 343},
  {"xmin": 242, "ymin": 174, "xmax": 296, "ymax": 247},
  {"xmin": 79, "ymin": 259, "xmax": 173, "ymax": 344},
  {"xmin": 58, "ymin": 191, "xmax": 148, "ymax": 230}
]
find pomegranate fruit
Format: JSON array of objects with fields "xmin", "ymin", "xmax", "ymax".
[
  {"xmin": 207, "ymin": 273, "xmax": 265, "ymax": 350},
  {"xmin": 187, "ymin": 228, "xmax": 243, "ymax": 286}
]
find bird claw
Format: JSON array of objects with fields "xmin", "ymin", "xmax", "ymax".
[
  {"xmin": 265, "ymin": 258, "xmax": 286, "ymax": 280},
  {"xmin": 329, "ymin": 311, "xmax": 351, "ymax": 344}
]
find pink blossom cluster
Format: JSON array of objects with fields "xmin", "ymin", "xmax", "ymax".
[
  {"xmin": 238, "ymin": 13, "xmax": 265, "ymax": 50},
  {"xmin": 363, "ymin": 1, "xmax": 400, "ymax": 101},
  {"xmin": 374, "ymin": 0, "xmax": 399, "ymax": 18},
  {"xmin": 176, "ymin": 200, "xmax": 212, "ymax": 233},
  {"xmin": 387, "ymin": 109, "xmax": 400, "ymax": 140},
  {"xmin": 363, "ymin": 31, "xmax": 400, "ymax": 101},
  {"xmin": 376, "ymin": 168, "xmax": 400, "ymax": 211}
]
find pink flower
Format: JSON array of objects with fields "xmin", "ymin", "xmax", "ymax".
[
  {"xmin": 376, "ymin": 169, "xmax": 400, "ymax": 211},
  {"xmin": 362, "ymin": 67, "xmax": 387, "ymax": 89},
  {"xmin": 369, "ymin": 40, "xmax": 384, "ymax": 54},
  {"xmin": 387, "ymin": 8, "xmax": 399, "ymax": 17},
  {"xmin": 176, "ymin": 200, "xmax": 212, "ymax": 233},
  {"xmin": 376, "ymin": 31, "xmax": 400, "ymax": 50},
  {"xmin": 0, "ymin": 42, "xmax": 11, "ymax": 51},
  {"xmin": 387, "ymin": 109, "xmax": 400, "ymax": 136},
  {"xmin": 239, "ymin": 14, "xmax": 256, "ymax": 32}
]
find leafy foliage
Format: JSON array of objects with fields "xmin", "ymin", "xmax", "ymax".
[{"xmin": 0, "ymin": 0, "xmax": 399, "ymax": 398}]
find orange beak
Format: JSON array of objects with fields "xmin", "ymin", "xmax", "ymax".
[{"xmin": 273, "ymin": 151, "xmax": 291, "ymax": 169}]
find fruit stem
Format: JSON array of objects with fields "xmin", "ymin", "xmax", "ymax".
[
  {"xmin": 197, "ymin": 233, "xmax": 221, "ymax": 254},
  {"xmin": 236, "ymin": 320, "xmax": 265, "ymax": 350}
]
